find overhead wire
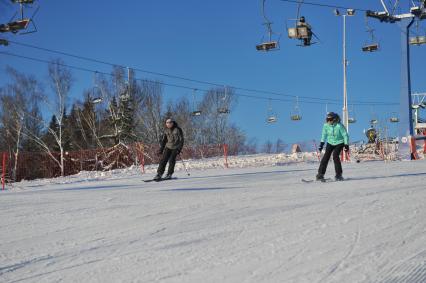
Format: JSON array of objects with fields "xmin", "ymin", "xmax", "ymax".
[
  {"xmin": 279, "ymin": 0, "xmax": 370, "ymax": 12},
  {"xmin": 5, "ymin": 39, "xmax": 394, "ymax": 105},
  {"xmin": 0, "ymin": 51, "xmax": 398, "ymax": 106}
]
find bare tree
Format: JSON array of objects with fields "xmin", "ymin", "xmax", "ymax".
[
  {"xmin": 0, "ymin": 67, "xmax": 41, "ymax": 180},
  {"xmin": 276, "ymin": 138, "xmax": 288, "ymax": 153},
  {"xmin": 134, "ymin": 80, "xmax": 164, "ymax": 144},
  {"xmin": 197, "ymin": 86, "xmax": 237, "ymax": 145},
  {"xmin": 262, "ymin": 140, "xmax": 274, "ymax": 154},
  {"xmin": 22, "ymin": 59, "xmax": 73, "ymax": 176}
]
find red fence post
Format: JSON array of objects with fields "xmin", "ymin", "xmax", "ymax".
[
  {"xmin": 140, "ymin": 143, "xmax": 145, "ymax": 174},
  {"xmin": 2, "ymin": 152, "xmax": 7, "ymax": 190},
  {"xmin": 410, "ymin": 136, "xmax": 419, "ymax": 160},
  {"xmin": 223, "ymin": 144, "xmax": 229, "ymax": 168},
  {"xmin": 423, "ymin": 130, "xmax": 426, "ymax": 155}
]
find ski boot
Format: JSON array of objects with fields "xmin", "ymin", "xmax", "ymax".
[
  {"xmin": 335, "ymin": 175, "xmax": 345, "ymax": 181},
  {"xmin": 162, "ymin": 174, "xmax": 173, "ymax": 180},
  {"xmin": 153, "ymin": 174, "xmax": 162, "ymax": 181},
  {"xmin": 316, "ymin": 174, "xmax": 326, "ymax": 182}
]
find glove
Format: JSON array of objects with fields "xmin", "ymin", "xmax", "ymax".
[
  {"xmin": 157, "ymin": 148, "xmax": 164, "ymax": 156},
  {"xmin": 318, "ymin": 142, "xmax": 325, "ymax": 152},
  {"xmin": 344, "ymin": 144, "xmax": 350, "ymax": 152}
]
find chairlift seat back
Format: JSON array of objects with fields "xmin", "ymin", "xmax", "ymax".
[
  {"xmin": 12, "ymin": 0, "xmax": 34, "ymax": 3},
  {"xmin": 287, "ymin": 26, "xmax": 310, "ymax": 39},
  {"xmin": 0, "ymin": 19, "xmax": 30, "ymax": 33},
  {"xmin": 362, "ymin": 43, "xmax": 379, "ymax": 52},
  {"xmin": 191, "ymin": 111, "xmax": 202, "ymax": 116},
  {"xmin": 218, "ymin": 108, "xmax": 230, "ymax": 114},
  {"xmin": 409, "ymin": 36, "xmax": 426, "ymax": 45},
  {"xmin": 267, "ymin": 116, "xmax": 277, "ymax": 123},
  {"xmin": 290, "ymin": 114, "xmax": 302, "ymax": 121},
  {"xmin": 256, "ymin": 41, "xmax": 278, "ymax": 51}
]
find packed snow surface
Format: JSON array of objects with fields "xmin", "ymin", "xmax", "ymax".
[{"xmin": 1, "ymin": 155, "xmax": 426, "ymax": 283}]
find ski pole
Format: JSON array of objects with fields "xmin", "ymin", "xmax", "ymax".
[
  {"xmin": 312, "ymin": 140, "xmax": 321, "ymax": 162},
  {"xmin": 179, "ymin": 154, "xmax": 190, "ymax": 176}
]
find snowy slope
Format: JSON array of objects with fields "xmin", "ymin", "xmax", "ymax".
[{"xmin": 1, "ymin": 157, "xmax": 426, "ymax": 283}]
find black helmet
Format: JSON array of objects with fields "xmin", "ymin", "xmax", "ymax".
[
  {"xmin": 326, "ymin": 112, "xmax": 340, "ymax": 122},
  {"xmin": 299, "ymin": 16, "xmax": 306, "ymax": 22}
]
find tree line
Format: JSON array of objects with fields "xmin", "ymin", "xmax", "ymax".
[{"xmin": 0, "ymin": 59, "xmax": 261, "ymax": 179}]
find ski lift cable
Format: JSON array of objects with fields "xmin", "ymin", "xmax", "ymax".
[
  {"xmin": 5, "ymin": 40, "xmax": 349, "ymax": 103},
  {"xmin": 295, "ymin": 0, "xmax": 304, "ymax": 21},
  {"xmin": 0, "ymin": 51, "xmax": 400, "ymax": 107},
  {"xmin": 262, "ymin": 0, "xmax": 272, "ymax": 28},
  {"xmin": 7, "ymin": 40, "xmax": 395, "ymax": 105},
  {"xmin": 279, "ymin": 0, "xmax": 370, "ymax": 12},
  {"xmin": 0, "ymin": 51, "xmax": 399, "ymax": 107}
]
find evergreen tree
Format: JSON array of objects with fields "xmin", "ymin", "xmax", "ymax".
[
  {"xmin": 62, "ymin": 108, "xmax": 72, "ymax": 152},
  {"xmin": 118, "ymin": 88, "xmax": 136, "ymax": 144},
  {"xmin": 43, "ymin": 115, "xmax": 60, "ymax": 152},
  {"xmin": 22, "ymin": 103, "xmax": 43, "ymax": 152}
]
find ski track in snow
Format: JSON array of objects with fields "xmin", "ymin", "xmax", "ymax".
[{"xmin": 0, "ymin": 155, "xmax": 426, "ymax": 283}]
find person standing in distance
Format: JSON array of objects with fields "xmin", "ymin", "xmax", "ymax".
[
  {"xmin": 154, "ymin": 118, "xmax": 184, "ymax": 181},
  {"xmin": 316, "ymin": 112, "xmax": 349, "ymax": 181}
]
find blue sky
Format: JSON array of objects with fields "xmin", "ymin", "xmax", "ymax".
[{"xmin": 1, "ymin": 0, "xmax": 425, "ymax": 145}]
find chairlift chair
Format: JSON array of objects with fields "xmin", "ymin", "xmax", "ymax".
[
  {"xmin": 92, "ymin": 97, "xmax": 103, "ymax": 104},
  {"xmin": 348, "ymin": 105, "xmax": 357, "ymax": 123},
  {"xmin": 362, "ymin": 16, "xmax": 380, "ymax": 52},
  {"xmin": 191, "ymin": 89, "xmax": 202, "ymax": 117},
  {"xmin": 287, "ymin": 1, "xmax": 317, "ymax": 47},
  {"xmin": 266, "ymin": 99, "xmax": 277, "ymax": 123},
  {"xmin": 256, "ymin": 0, "xmax": 280, "ymax": 52},
  {"xmin": 366, "ymin": 127, "xmax": 377, "ymax": 143},
  {"xmin": 217, "ymin": 86, "xmax": 230, "ymax": 114},
  {"xmin": 192, "ymin": 110, "xmax": 202, "ymax": 117},
  {"xmin": 218, "ymin": 108, "xmax": 230, "ymax": 114},
  {"xmin": 1, "ymin": 0, "xmax": 38, "ymax": 35},
  {"xmin": 287, "ymin": 17, "xmax": 315, "ymax": 47},
  {"xmin": 348, "ymin": 117, "xmax": 357, "ymax": 123},
  {"xmin": 290, "ymin": 96, "xmax": 302, "ymax": 121},
  {"xmin": 11, "ymin": 0, "xmax": 35, "ymax": 3},
  {"xmin": 409, "ymin": 36, "xmax": 426, "ymax": 45},
  {"xmin": 409, "ymin": 20, "xmax": 426, "ymax": 45},
  {"xmin": 267, "ymin": 116, "xmax": 277, "ymax": 123},
  {"xmin": 0, "ymin": 19, "xmax": 30, "ymax": 33},
  {"xmin": 91, "ymin": 87, "xmax": 103, "ymax": 104},
  {"xmin": 290, "ymin": 114, "xmax": 302, "ymax": 121},
  {"xmin": 256, "ymin": 41, "xmax": 279, "ymax": 51},
  {"xmin": 90, "ymin": 72, "xmax": 103, "ymax": 105},
  {"xmin": 362, "ymin": 43, "xmax": 379, "ymax": 52}
]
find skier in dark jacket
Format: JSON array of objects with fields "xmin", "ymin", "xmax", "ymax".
[
  {"xmin": 154, "ymin": 118, "xmax": 184, "ymax": 180},
  {"xmin": 316, "ymin": 112, "xmax": 349, "ymax": 182}
]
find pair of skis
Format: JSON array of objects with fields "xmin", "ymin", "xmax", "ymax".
[
  {"xmin": 301, "ymin": 178, "xmax": 348, "ymax": 183},
  {"xmin": 143, "ymin": 177, "xmax": 177, "ymax": 183}
]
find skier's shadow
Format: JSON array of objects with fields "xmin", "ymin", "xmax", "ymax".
[
  {"xmin": 162, "ymin": 187, "xmax": 240, "ymax": 192},
  {"xmin": 349, "ymin": 172, "xmax": 426, "ymax": 181},
  {"xmin": 176, "ymin": 168, "xmax": 316, "ymax": 181},
  {"xmin": 62, "ymin": 184, "xmax": 141, "ymax": 191}
]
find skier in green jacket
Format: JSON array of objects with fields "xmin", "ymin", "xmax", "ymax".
[{"xmin": 316, "ymin": 112, "xmax": 349, "ymax": 181}]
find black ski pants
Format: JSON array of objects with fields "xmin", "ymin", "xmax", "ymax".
[
  {"xmin": 317, "ymin": 143, "xmax": 344, "ymax": 177},
  {"xmin": 157, "ymin": 148, "xmax": 179, "ymax": 176}
]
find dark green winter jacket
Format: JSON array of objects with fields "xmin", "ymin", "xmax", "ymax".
[
  {"xmin": 160, "ymin": 123, "xmax": 184, "ymax": 151},
  {"xmin": 320, "ymin": 122, "xmax": 349, "ymax": 146}
]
